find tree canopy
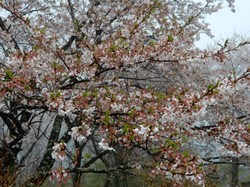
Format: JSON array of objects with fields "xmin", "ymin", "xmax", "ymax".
[{"xmin": 0, "ymin": 0, "xmax": 249, "ymax": 186}]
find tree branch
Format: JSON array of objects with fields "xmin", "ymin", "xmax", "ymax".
[{"xmin": 61, "ymin": 35, "xmax": 76, "ymax": 50}]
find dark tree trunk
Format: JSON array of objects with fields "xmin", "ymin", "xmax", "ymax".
[
  {"xmin": 231, "ymin": 157, "xmax": 239, "ymax": 187},
  {"xmin": 23, "ymin": 115, "xmax": 63, "ymax": 187},
  {"xmin": 104, "ymin": 173, "xmax": 111, "ymax": 187}
]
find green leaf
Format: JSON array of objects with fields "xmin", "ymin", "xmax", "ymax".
[
  {"xmin": 183, "ymin": 150, "xmax": 189, "ymax": 157},
  {"xmin": 154, "ymin": 92, "xmax": 167, "ymax": 100},
  {"xmin": 84, "ymin": 153, "xmax": 92, "ymax": 159},
  {"xmin": 128, "ymin": 109, "xmax": 135, "ymax": 116},
  {"xmin": 207, "ymin": 81, "xmax": 220, "ymax": 92},
  {"xmin": 123, "ymin": 123, "xmax": 130, "ymax": 133},
  {"xmin": 151, "ymin": 148, "xmax": 162, "ymax": 154},
  {"xmin": 165, "ymin": 138, "xmax": 177, "ymax": 149},
  {"xmin": 187, "ymin": 16, "xmax": 194, "ymax": 24},
  {"xmin": 51, "ymin": 61, "xmax": 58, "ymax": 69},
  {"xmin": 25, "ymin": 17, "xmax": 30, "ymax": 24},
  {"xmin": 92, "ymin": 90, "xmax": 98, "ymax": 98},
  {"xmin": 82, "ymin": 91, "xmax": 89, "ymax": 97},
  {"xmin": 167, "ymin": 35, "xmax": 174, "ymax": 42},
  {"xmin": 50, "ymin": 91, "xmax": 61, "ymax": 99},
  {"xmin": 32, "ymin": 45, "xmax": 41, "ymax": 51},
  {"xmin": 207, "ymin": 84, "xmax": 214, "ymax": 91},
  {"xmin": 129, "ymin": 134, "xmax": 135, "ymax": 141},
  {"xmin": 103, "ymin": 111, "xmax": 114, "ymax": 126},
  {"xmin": 24, "ymin": 85, "xmax": 30, "ymax": 91},
  {"xmin": 181, "ymin": 135, "xmax": 188, "ymax": 143},
  {"xmin": 198, "ymin": 162, "xmax": 204, "ymax": 167},
  {"xmin": 109, "ymin": 44, "xmax": 118, "ymax": 52},
  {"xmin": 5, "ymin": 69, "xmax": 14, "ymax": 79}
]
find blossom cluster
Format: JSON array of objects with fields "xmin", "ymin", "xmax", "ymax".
[
  {"xmin": 98, "ymin": 138, "xmax": 116, "ymax": 152},
  {"xmin": 133, "ymin": 125, "xmax": 159, "ymax": 142},
  {"xmin": 68, "ymin": 124, "xmax": 92, "ymax": 144},
  {"xmin": 49, "ymin": 168, "xmax": 70, "ymax": 183},
  {"xmin": 51, "ymin": 142, "xmax": 67, "ymax": 161}
]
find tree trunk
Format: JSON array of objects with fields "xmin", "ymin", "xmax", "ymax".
[
  {"xmin": 231, "ymin": 157, "xmax": 239, "ymax": 187},
  {"xmin": 73, "ymin": 170, "xmax": 82, "ymax": 187},
  {"xmin": 104, "ymin": 173, "xmax": 111, "ymax": 187},
  {"xmin": 23, "ymin": 115, "xmax": 63, "ymax": 187}
]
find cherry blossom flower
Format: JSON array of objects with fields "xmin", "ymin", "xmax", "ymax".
[
  {"xmin": 49, "ymin": 168, "xmax": 70, "ymax": 183},
  {"xmin": 68, "ymin": 125, "xmax": 91, "ymax": 144},
  {"xmin": 98, "ymin": 138, "xmax": 116, "ymax": 152},
  {"xmin": 52, "ymin": 142, "xmax": 67, "ymax": 161}
]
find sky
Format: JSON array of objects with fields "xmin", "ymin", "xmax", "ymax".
[{"xmin": 196, "ymin": 0, "xmax": 250, "ymax": 48}]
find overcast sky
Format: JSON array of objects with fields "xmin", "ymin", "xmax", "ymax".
[{"xmin": 196, "ymin": 0, "xmax": 250, "ymax": 48}]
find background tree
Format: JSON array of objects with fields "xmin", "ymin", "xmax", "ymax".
[
  {"xmin": 190, "ymin": 35, "xmax": 250, "ymax": 186},
  {"xmin": 0, "ymin": 0, "xmax": 249, "ymax": 187}
]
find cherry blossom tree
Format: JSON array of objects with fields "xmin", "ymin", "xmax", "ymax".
[
  {"xmin": 192, "ymin": 35, "xmax": 250, "ymax": 186},
  {"xmin": 0, "ymin": 0, "xmax": 249, "ymax": 186}
]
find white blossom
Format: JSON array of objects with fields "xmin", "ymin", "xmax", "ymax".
[
  {"xmin": 52, "ymin": 142, "xmax": 66, "ymax": 161},
  {"xmin": 98, "ymin": 139, "xmax": 116, "ymax": 152},
  {"xmin": 68, "ymin": 126, "xmax": 90, "ymax": 144}
]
